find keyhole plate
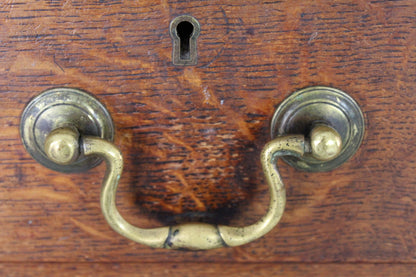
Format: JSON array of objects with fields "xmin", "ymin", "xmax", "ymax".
[{"xmin": 170, "ymin": 15, "xmax": 200, "ymax": 66}]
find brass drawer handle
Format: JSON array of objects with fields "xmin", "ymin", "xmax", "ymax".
[
  {"xmin": 20, "ymin": 87, "xmax": 364, "ymax": 250},
  {"xmin": 46, "ymin": 127, "xmax": 306, "ymax": 249}
]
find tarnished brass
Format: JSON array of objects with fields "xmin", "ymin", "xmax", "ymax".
[
  {"xmin": 44, "ymin": 127, "xmax": 80, "ymax": 165},
  {"xmin": 44, "ymin": 127, "xmax": 304, "ymax": 250},
  {"xmin": 271, "ymin": 86, "xmax": 365, "ymax": 172},
  {"xmin": 20, "ymin": 86, "xmax": 363, "ymax": 250},
  {"xmin": 170, "ymin": 15, "xmax": 200, "ymax": 66},
  {"xmin": 309, "ymin": 125, "xmax": 342, "ymax": 161},
  {"xmin": 20, "ymin": 88, "xmax": 114, "ymax": 173},
  {"xmin": 85, "ymin": 133, "xmax": 305, "ymax": 249}
]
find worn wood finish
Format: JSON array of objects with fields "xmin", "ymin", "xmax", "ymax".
[
  {"xmin": 1, "ymin": 0, "xmax": 416, "ymax": 273},
  {"xmin": 1, "ymin": 262, "xmax": 415, "ymax": 277}
]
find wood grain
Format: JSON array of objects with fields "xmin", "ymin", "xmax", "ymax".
[
  {"xmin": 1, "ymin": 262, "xmax": 415, "ymax": 277},
  {"xmin": 0, "ymin": 0, "xmax": 416, "ymax": 269}
]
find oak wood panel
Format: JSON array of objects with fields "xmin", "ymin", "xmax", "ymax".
[
  {"xmin": 0, "ymin": 0, "xmax": 415, "ymax": 267},
  {"xmin": 1, "ymin": 262, "xmax": 415, "ymax": 277}
]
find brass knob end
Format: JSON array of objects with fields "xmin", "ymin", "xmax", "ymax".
[
  {"xmin": 44, "ymin": 127, "xmax": 80, "ymax": 165},
  {"xmin": 310, "ymin": 125, "xmax": 342, "ymax": 161}
]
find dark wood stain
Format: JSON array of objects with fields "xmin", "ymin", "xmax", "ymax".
[{"xmin": 0, "ymin": 0, "xmax": 415, "ymax": 275}]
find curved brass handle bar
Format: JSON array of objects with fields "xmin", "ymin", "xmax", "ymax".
[{"xmin": 80, "ymin": 134, "xmax": 305, "ymax": 250}]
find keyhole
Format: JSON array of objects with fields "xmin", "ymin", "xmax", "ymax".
[
  {"xmin": 177, "ymin": 21, "xmax": 194, "ymax": 60},
  {"xmin": 170, "ymin": 15, "xmax": 200, "ymax": 65}
]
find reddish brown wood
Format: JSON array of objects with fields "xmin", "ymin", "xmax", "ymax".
[
  {"xmin": 0, "ymin": 0, "xmax": 416, "ymax": 271},
  {"xmin": 1, "ymin": 263, "xmax": 415, "ymax": 277}
]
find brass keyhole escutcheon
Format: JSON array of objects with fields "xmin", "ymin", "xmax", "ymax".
[{"xmin": 170, "ymin": 15, "xmax": 200, "ymax": 65}]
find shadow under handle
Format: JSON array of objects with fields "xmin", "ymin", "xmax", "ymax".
[{"xmin": 82, "ymin": 134, "xmax": 305, "ymax": 250}]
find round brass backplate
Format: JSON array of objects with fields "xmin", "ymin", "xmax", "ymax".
[
  {"xmin": 271, "ymin": 86, "xmax": 365, "ymax": 172},
  {"xmin": 20, "ymin": 88, "xmax": 114, "ymax": 173}
]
